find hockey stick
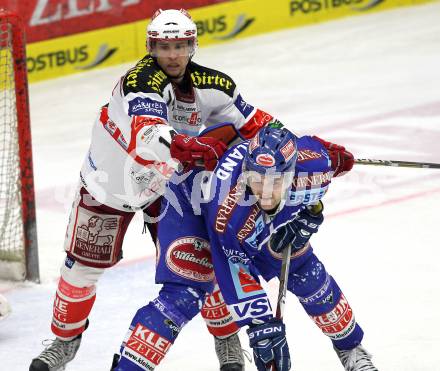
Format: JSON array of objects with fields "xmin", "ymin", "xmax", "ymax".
[
  {"xmin": 274, "ymin": 245, "xmax": 292, "ymax": 320},
  {"xmin": 355, "ymin": 159, "xmax": 440, "ymax": 169},
  {"xmin": 269, "ymin": 244, "xmax": 292, "ymax": 371}
]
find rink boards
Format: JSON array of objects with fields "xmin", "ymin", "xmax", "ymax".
[{"xmin": 25, "ymin": 0, "xmax": 436, "ymax": 83}]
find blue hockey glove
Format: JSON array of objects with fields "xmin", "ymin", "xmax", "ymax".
[
  {"xmin": 247, "ymin": 318, "xmax": 291, "ymax": 371},
  {"xmin": 270, "ymin": 201, "xmax": 324, "ymax": 253}
]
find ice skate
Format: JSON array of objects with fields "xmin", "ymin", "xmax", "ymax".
[
  {"xmin": 334, "ymin": 344, "xmax": 379, "ymax": 371},
  {"xmin": 29, "ymin": 334, "xmax": 82, "ymax": 371},
  {"xmin": 215, "ymin": 333, "xmax": 245, "ymax": 371}
]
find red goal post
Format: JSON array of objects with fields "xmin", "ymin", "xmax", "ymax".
[{"xmin": 0, "ymin": 10, "xmax": 39, "ymax": 282}]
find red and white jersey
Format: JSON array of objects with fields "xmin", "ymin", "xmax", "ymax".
[{"xmin": 80, "ymin": 56, "xmax": 280, "ymax": 211}]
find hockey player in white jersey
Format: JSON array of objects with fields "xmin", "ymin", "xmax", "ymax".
[{"xmin": 30, "ymin": 8, "xmax": 287, "ymax": 371}]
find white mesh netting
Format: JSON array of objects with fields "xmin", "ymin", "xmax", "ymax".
[{"xmin": 0, "ymin": 17, "xmax": 26, "ymax": 280}]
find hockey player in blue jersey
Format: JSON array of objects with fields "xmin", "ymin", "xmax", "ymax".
[{"xmin": 111, "ymin": 126, "xmax": 378, "ymax": 371}]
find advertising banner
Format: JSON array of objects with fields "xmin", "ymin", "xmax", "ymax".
[
  {"xmin": 23, "ymin": 0, "xmax": 436, "ymax": 82},
  {"xmin": 0, "ymin": 0, "xmax": 227, "ymax": 43}
]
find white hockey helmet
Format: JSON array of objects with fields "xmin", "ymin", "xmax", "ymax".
[{"xmin": 147, "ymin": 9, "xmax": 198, "ymax": 57}]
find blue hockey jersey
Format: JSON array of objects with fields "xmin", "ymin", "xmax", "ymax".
[{"xmin": 162, "ymin": 135, "xmax": 334, "ymax": 327}]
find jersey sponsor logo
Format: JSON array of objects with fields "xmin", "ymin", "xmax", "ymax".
[
  {"xmin": 237, "ymin": 205, "xmax": 260, "ymax": 243},
  {"xmin": 292, "ymin": 171, "xmax": 332, "ymax": 189},
  {"xmin": 124, "ymin": 56, "xmax": 169, "ymax": 94},
  {"xmin": 102, "ymin": 117, "xmax": 129, "ymax": 151},
  {"xmin": 166, "ymin": 237, "xmax": 214, "ymax": 282},
  {"xmin": 68, "ymin": 209, "xmax": 121, "ymax": 265},
  {"xmin": 281, "ymin": 139, "xmax": 296, "ymax": 162},
  {"xmin": 147, "ymin": 69, "xmax": 168, "ymax": 93},
  {"xmin": 188, "ymin": 112, "xmax": 199, "ymax": 125},
  {"xmin": 244, "ymin": 215, "xmax": 265, "ymax": 250},
  {"xmin": 297, "ymin": 149, "xmax": 322, "ymax": 162},
  {"xmin": 310, "ymin": 293, "xmax": 356, "ymax": 340},
  {"xmin": 229, "ymin": 261, "xmax": 265, "ymax": 299},
  {"xmin": 117, "ymin": 134, "xmax": 128, "ymax": 149},
  {"xmin": 215, "ymin": 143, "xmax": 247, "ymax": 180},
  {"xmin": 129, "ymin": 167, "xmax": 155, "ymax": 185},
  {"xmin": 125, "ymin": 57, "xmax": 153, "ymax": 89},
  {"xmin": 171, "ymin": 104, "xmax": 202, "ymax": 127},
  {"xmin": 191, "ymin": 69, "xmax": 234, "ymax": 97},
  {"xmin": 104, "ymin": 120, "xmax": 117, "ymax": 135},
  {"xmin": 126, "ymin": 323, "xmax": 172, "ymax": 366},
  {"xmin": 231, "ymin": 296, "xmax": 272, "ymax": 322},
  {"xmin": 234, "ymin": 94, "xmax": 254, "ymax": 118},
  {"xmin": 128, "ymin": 97, "xmax": 167, "ymax": 120},
  {"xmin": 221, "ymin": 247, "xmax": 250, "ymax": 265},
  {"xmin": 139, "ymin": 125, "xmax": 160, "ymax": 144},
  {"xmin": 288, "ymin": 187, "xmax": 328, "ymax": 206},
  {"xmin": 256, "ymin": 153, "xmax": 275, "ymax": 167},
  {"xmin": 215, "ymin": 181, "xmax": 246, "ymax": 232}
]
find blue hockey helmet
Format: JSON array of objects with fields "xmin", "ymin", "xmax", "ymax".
[{"xmin": 244, "ymin": 126, "xmax": 298, "ymax": 174}]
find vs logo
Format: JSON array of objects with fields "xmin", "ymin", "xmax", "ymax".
[{"xmin": 231, "ymin": 297, "xmax": 272, "ymax": 321}]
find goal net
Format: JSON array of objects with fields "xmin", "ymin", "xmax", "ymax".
[{"xmin": 0, "ymin": 10, "xmax": 39, "ymax": 282}]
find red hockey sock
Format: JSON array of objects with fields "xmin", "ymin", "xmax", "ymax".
[
  {"xmin": 51, "ymin": 277, "xmax": 96, "ymax": 340},
  {"xmin": 202, "ymin": 284, "xmax": 239, "ymax": 339}
]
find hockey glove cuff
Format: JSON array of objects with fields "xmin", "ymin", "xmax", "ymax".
[
  {"xmin": 270, "ymin": 201, "xmax": 324, "ymax": 253},
  {"xmin": 247, "ymin": 319, "xmax": 291, "ymax": 371},
  {"xmin": 170, "ymin": 134, "xmax": 227, "ymax": 172},
  {"xmin": 313, "ymin": 136, "xmax": 354, "ymax": 177}
]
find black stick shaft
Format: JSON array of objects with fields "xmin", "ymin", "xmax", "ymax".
[
  {"xmin": 270, "ymin": 245, "xmax": 292, "ymax": 371},
  {"xmin": 355, "ymin": 159, "xmax": 440, "ymax": 169}
]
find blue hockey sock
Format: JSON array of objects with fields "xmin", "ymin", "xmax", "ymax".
[{"xmin": 113, "ymin": 283, "xmax": 205, "ymax": 371}]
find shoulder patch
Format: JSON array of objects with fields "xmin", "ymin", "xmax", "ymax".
[
  {"xmin": 190, "ymin": 62, "xmax": 236, "ymax": 98},
  {"xmin": 123, "ymin": 56, "xmax": 169, "ymax": 96}
]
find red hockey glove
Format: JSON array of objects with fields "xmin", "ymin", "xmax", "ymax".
[
  {"xmin": 170, "ymin": 134, "xmax": 227, "ymax": 171},
  {"xmin": 313, "ymin": 136, "xmax": 354, "ymax": 177}
]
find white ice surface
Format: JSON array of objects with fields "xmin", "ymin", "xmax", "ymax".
[{"xmin": 1, "ymin": 2, "xmax": 440, "ymax": 370}]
